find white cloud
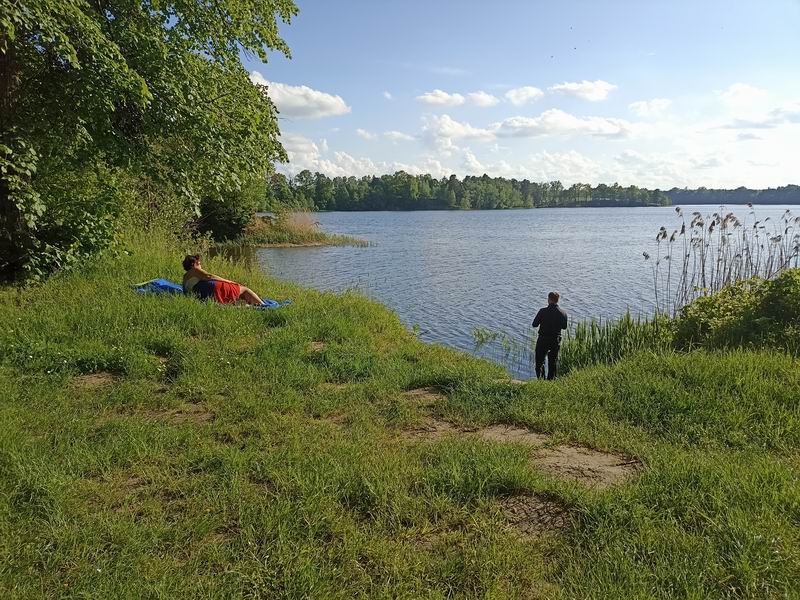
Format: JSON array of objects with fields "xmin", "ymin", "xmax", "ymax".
[
  {"xmin": 718, "ymin": 83, "xmax": 769, "ymax": 109},
  {"xmin": 277, "ymin": 132, "xmax": 453, "ymax": 178},
  {"xmin": 629, "ymin": 98, "xmax": 672, "ymax": 117},
  {"xmin": 736, "ymin": 132, "xmax": 763, "ymax": 141},
  {"xmin": 250, "ymin": 71, "xmax": 350, "ymax": 119},
  {"xmin": 720, "ymin": 99, "xmax": 800, "ymax": 129},
  {"xmin": 504, "ymin": 86, "xmax": 545, "ymax": 106},
  {"xmin": 771, "ymin": 101, "xmax": 800, "ymax": 123},
  {"xmin": 384, "ymin": 130, "xmax": 415, "ymax": 142},
  {"xmin": 416, "ymin": 89, "xmax": 466, "ymax": 106},
  {"xmin": 383, "ymin": 91, "xmax": 393, "ymax": 100},
  {"xmin": 549, "ymin": 79, "xmax": 617, "ymax": 101},
  {"xmin": 319, "ymin": 138, "xmax": 329, "ymax": 153},
  {"xmin": 356, "ymin": 128, "xmax": 377, "ymax": 141},
  {"xmin": 463, "ymin": 151, "xmax": 486, "ymax": 173},
  {"xmin": 716, "ymin": 83, "xmax": 773, "ymax": 124},
  {"xmin": 527, "ymin": 151, "xmax": 606, "ymax": 184},
  {"xmin": 612, "ymin": 150, "xmax": 728, "ymax": 187},
  {"xmin": 422, "ymin": 114, "xmax": 495, "ymax": 146},
  {"xmin": 493, "ymin": 109, "xmax": 632, "ymax": 139},
  {"xmin": 467, "ymin": 91, "xmax": 500, "ymax": 107}
]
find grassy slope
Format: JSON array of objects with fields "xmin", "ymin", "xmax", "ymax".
[
  {"xmin": 0, "ymin": 236, "xmax": 798, "ymax": 599},
  {"xmin": 225, "ymin": 215, "xmax": 369, "ymax": 248}
]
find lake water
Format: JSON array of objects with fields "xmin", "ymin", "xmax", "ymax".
[{"xmin": 256, "ymin": 205, "xmax": 796, "ymax": 377}]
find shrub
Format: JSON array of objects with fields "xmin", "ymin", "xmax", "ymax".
[
  {"xmin": 198, "ymin": 178, "xmax": 264, "ymax": 241},
  {"xmin": 673, "ymin": 269, "xmax": 800, "ymax": 354}
]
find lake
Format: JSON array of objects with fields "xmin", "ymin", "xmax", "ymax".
[{"xmin": 256, "ymin": 205, "xmax": 797, "ymax": 377}]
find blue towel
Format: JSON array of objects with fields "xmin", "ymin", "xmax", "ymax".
[
  {"xmin": 254, "ymin": 299, "xmax": 293, "ymax": 310},
  {"xmin": 133, "ymin": 278, "xmax": 184, "ymax": 294},
  {"xmin": 133, "ymin": 278, "xmax": 291, "ymax": 309}
]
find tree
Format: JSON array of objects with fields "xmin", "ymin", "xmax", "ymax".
[{"xmin": 1, "ymin": 0, "xmax": 297, "ymax": 279}]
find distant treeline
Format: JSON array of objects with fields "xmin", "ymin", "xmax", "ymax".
[
  {"xmin": 264, "ymin": 170, "xmax": 671, "ymax": 211},
  {"xmin": 664, "ymin": 185, "xmax": 800, "ymax": 206},
  {"xmin": 263, "ymin": 171, "xmax": 800, "ymax": 212}
]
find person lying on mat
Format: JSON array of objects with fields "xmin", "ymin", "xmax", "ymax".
[{"xmin": 182, "ymin": 254, "xmax": 264, "ymax": 306}]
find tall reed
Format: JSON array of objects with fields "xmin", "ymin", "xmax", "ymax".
[
  {"xmin": 559, "ymin": 312, "xmax": 672, "ymax": 373},
  {"xmin": 646, "ymin": 206, "xmax": 800, "ymax": 316},
  {"xmin": 473, "ymin": 311, "xmax": 671, "ymax": 377}
]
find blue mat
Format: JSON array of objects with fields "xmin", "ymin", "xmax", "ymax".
[
  {"xmin": 133, "ymin": 278, "xmax": 291, "ymax": 309},
  {"xmin": 133, "ymin": 278, "xmax": 184, "ymax": 294},
  {"xmin": 253, "ymin": 299, "xmax": 293, "ymax": 310}
]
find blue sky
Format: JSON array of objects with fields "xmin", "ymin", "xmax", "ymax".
[{"xmin": 244, "ymin": 0, "xmax": 800, "ymax": 188}]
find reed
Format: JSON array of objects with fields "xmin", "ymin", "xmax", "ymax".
[
  {"xmin": 559, "ymin": 312, "xmax": 672, "ymax": 373},
  {"xmin": 646, "ymin": 206, "xmax": 800, "ymax": 316},
  {"xmin": 230, "ymin": 210, "xmax": 369, "ymax": 247},
  {"xmin": 473, "ymin": 312, "xmax": 672, "ymax": 377}
]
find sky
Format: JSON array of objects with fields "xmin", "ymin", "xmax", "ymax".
[{"xmin": 243, "ymin": 0, "xmax": 800, "ymax": 189}]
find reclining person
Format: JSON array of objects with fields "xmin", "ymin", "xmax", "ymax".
[{"xmin": 182, "ymin": 254, "xmax": 264, "ymax": 306}]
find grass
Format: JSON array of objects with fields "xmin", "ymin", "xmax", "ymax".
[
  {"xmin": 221, "ymin": 212, "xmax": 369, "ymax": 248},
  {"xmin": 0, "ymin": 233, "xmax": 798, "ymax": 598},
  {"xmin": 559, "ymin": 312, "xmax": 673, "ymax": 373}
]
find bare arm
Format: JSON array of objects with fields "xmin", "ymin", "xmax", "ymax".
[
  {"xmin": 195, "ymin": 267, "xmax": 236, "ymax": 283},
  {"xmin": 195, "ymin": 267, "xmax": 235, "ymax": 284}
]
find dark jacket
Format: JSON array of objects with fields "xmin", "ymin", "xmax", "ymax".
[{"xmin": 532, "ymin": 304, "xmax": 568, "ymax": 337}]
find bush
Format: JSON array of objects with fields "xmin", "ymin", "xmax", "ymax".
[
  {"xmin": 19, "ymin": 160, "xmax": 129, "ymax": 280},
  {"xmin": 673, "ymin": 269, "xmax": 800, "ymax": 354},
  {"xmin": 198, "ymin": 178, "xmax": 264, "ymax": 241}
]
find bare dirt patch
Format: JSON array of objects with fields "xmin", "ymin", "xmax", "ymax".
[
  {"xmin": 531, "ymin": 445, "xmax": 639, "ymax": 489},
  {"xmin": 72, "ymin": 372, "xmax": 116, "ymax": 388},
  {"xmin": 405, "ymin": 418, "xmax": 638, "ymax": 489},
  {"xmin": 499, "ymin": 494, "xmax": 571, "ymax": 536},
  {"xmin": 402, "ymin": 387, "xmax": 446, "ymax": 408},
  {"xmin": 476, "ymin": 424, "xmax": 550, "ymax": 446},
  {"xmin": 404, "ymin": 420, "xmax": 549, "ymax": 447},
  {"xmin": 403, "ymin": 416, "xmax": 461, "ymax": 438},
  {"xmin": 309, "ymin": 341, "xmax": 326, "ymax": 352}
]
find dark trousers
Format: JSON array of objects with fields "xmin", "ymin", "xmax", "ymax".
[{"xmin": 535, "ymin": 335, "xmax": 561, "ymax": 380}]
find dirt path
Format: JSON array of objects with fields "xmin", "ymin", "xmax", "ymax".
[{"xmin": 401, "ymin": 388, "xmax": 640, "ymax": 490}]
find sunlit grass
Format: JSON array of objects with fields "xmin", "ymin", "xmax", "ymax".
[
  {"xmin": 0, "ymin": 232, "xmax": 798, "ymax": 598},
  {"xmin": 223, "ymin": 211, "xmax": 369, "ymax": 247}
]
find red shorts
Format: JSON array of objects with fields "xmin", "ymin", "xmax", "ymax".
[{"xmin": 213, "ymin": 281, "xmax": 241, "ymax": 304}]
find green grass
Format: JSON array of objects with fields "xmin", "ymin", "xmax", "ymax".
[
  {"xmin": 230, "ymin": 228, "xmax": 368, "ymax": 247},
  {"xmin": 559, "ymin": 312, "xmax": 673, "ymax": 374},
  {"xmin": 0, "ymin": 233, "xmax": 798, "ymax": 598},
  {"xmin": 222, "ymin": 214, "xmax": 369, "ymax": 248}
]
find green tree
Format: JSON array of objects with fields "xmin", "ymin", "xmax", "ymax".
[{"xmin": 1, "ymin": 0, "xmax": 297, "ymax": 278}]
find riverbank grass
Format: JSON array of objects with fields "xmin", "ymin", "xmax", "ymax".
[
  {"xmin": 225, "ymin": 212, "xmax": 369, "ymax": 248},
  {"xmin": 0, "ymin": 235, "xmax": 798, "ymax": 598}
]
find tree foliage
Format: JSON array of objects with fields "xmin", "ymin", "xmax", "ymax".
[
  {"xmin": 262, "ymin": 171, "xmax": 672, "ymax": 212},
  {"xmin": 1, "ymin": 0, "xmax": 297, "ymax": 279},
  {"xmin": 666, "ymin": 185, "xmax": 800, "ymax": 205}
]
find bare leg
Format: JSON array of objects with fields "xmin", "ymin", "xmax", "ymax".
[{"xmin": 239, "ymin": 286, "xmax": 264, "ymax": 306}]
